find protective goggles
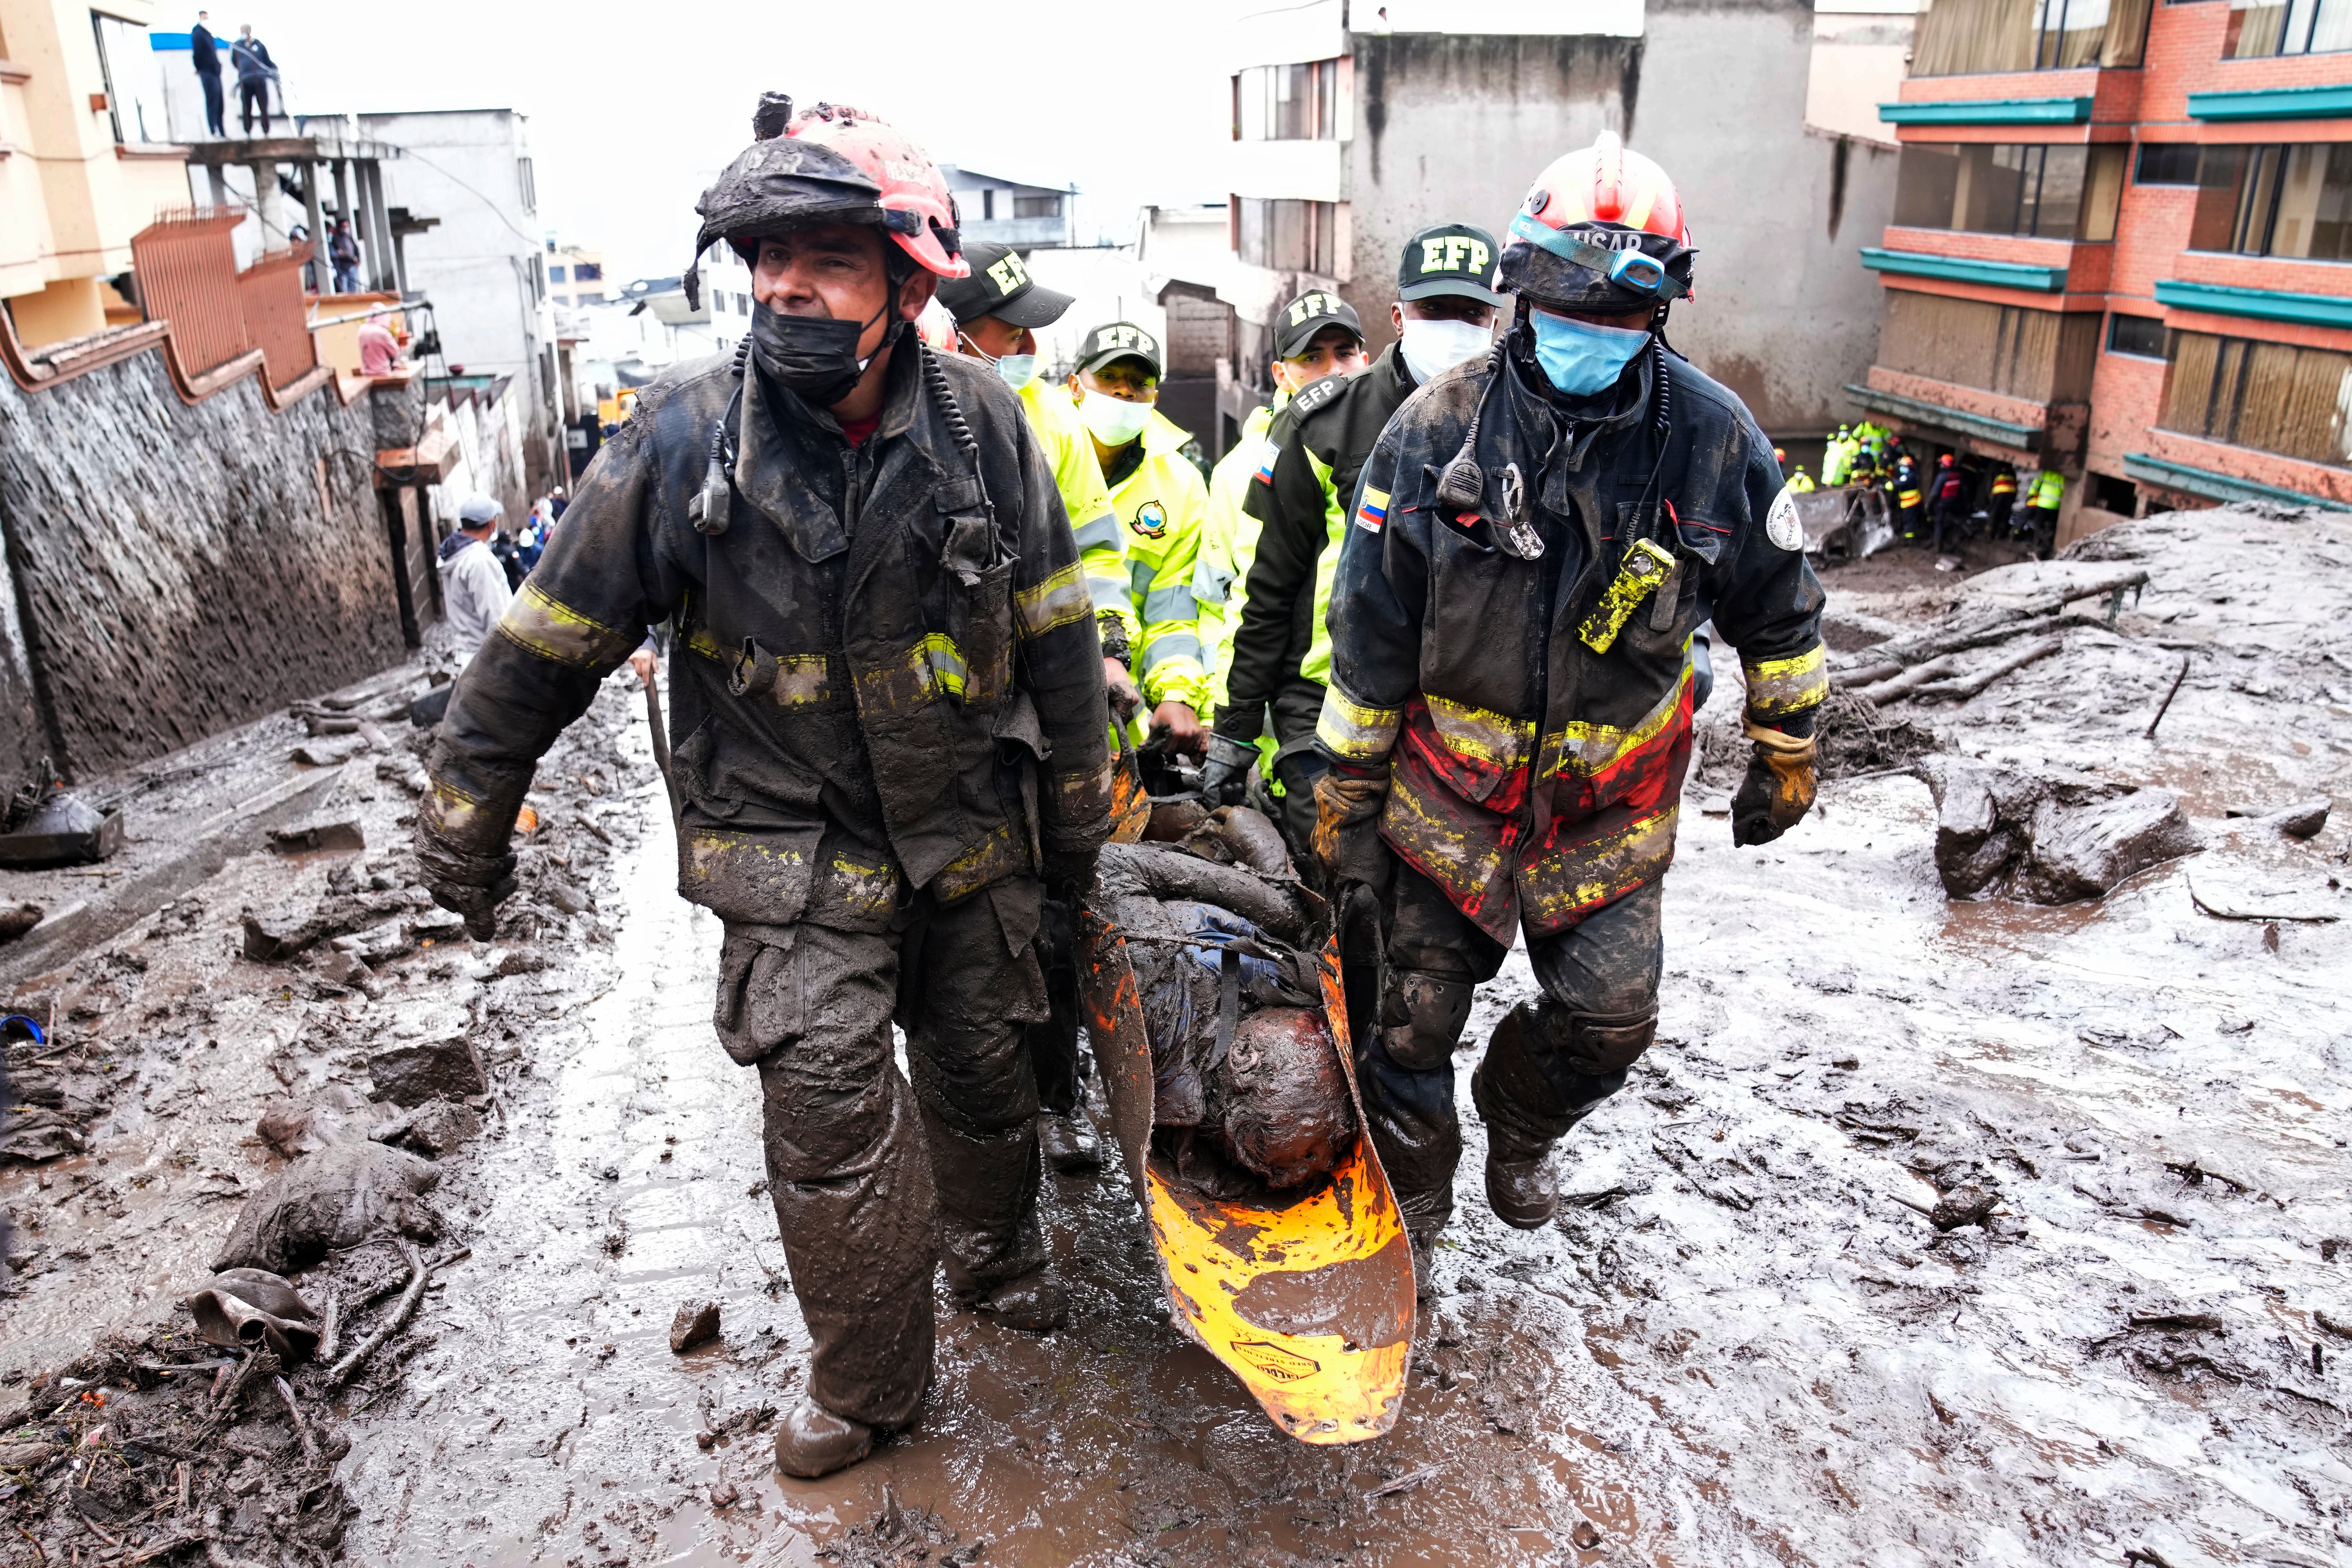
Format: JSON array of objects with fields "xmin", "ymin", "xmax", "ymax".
[{"xmin": 1506, "ymin": 215, "xmax": 1689, "ymax": 300}]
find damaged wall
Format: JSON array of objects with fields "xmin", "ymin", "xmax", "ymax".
[{"xmin": 0, "ymin": 349, "xmax": 407, "ymax": 783}]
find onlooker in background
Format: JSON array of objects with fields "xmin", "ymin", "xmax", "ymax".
[
  {"xmin": 230, "ymin": 25, "xmax": 275, "ymax": 135},
  {"xmin": 329, "ymin": 221, "xmax": 361, "ymax": 294},
  {"xmin": 548, "ymin": 488, "xmax": 568, "ymax": 522},
  {"xmin": 190, "ymin": 11, "xmax": 225, "ymax": 138},
  {"xmin": 357, "ymin": 309, "xmax": 402, "ymax": 375},
  {"xmin": 438, "ymin": 494, "xmax": 514, "ymax": 656}
]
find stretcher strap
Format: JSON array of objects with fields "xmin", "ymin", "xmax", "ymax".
[{"xmin": 1212, "ymin": 946, "xmax": 1241, "ymax": 1073}]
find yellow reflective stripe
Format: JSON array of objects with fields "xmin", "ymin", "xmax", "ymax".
[
  {"xmin": 1742, "ymin": 644, "xmax": 1828, "ymax": 717},
  {"xmin": 681, "ymin": 626, "xmax": 730, "ymax": 662},
  {"xmin": 1521, "ymin": 804, "xmax": 1681, "ymax": 932},
  {"xmin": 494, "ymin": 581, "xmax": 641, "ymax": 669},
  {"xmin": 1014, "ymin": 560, "xmax": 1095, "ymax": 640},
  {"xmin": 934, "ymin": 821, "xmax": 1029, "ymax": 902},
  {"xmin": 421, "ymin": 780, "xmax": 506, "ymax": 841},
  {"xmin": 769, "ymin": 654, "xmax": 839, "ymax": 708},
  {"xmin": 1426, "ymin": 693, "xmax": 1536, "ymax": 771},
  {"xmin": 1051, "ymin": 759, "xmax": 1116, "ymax": 824},
  {"xmin": 923, "ymin": 634, "xmax": 967, "ymax": 699},
  {"xmin": 854, "ymin": 634, "xmax": 969, "ymax": 711},
  {"xmin": 1541, "ymin": 660, "xmax": 1692, "ymax": 780},
  {"xmin": 812, "ymin": 848, "xmax": 900, "ymax": 921},
  {"xmin": 1315, "ymin": 684, "xmax": 1402, "ymax": 763}
]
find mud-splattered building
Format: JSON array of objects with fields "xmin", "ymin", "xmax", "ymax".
[{"xmin": 1855, "ymin": 0, "xmax": 2352, "ymax": 542}]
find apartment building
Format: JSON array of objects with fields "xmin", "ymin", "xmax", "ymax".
[
  {"xmin": 1200, "ymin": 0, "xmax": 1900, "ymax": 458},
  {"xmin": 1856, "ymin": 0, "xmax": 2352, "ymax": 540},
  {"xmin": 942, "ymin": 165, "xmax": 1079, "ymax": 249},
  {"xmin": 0, "ymin": 0, "xmax": 191, "ymax": 347},
  {"xmin": 545, "ymin": 239, "xmax": 609, "ymax": 309}
]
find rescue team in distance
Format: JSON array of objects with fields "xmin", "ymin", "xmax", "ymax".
[{"xmin": 413, "ymin": 90, "xmax": 1826, "ymax": 1478}]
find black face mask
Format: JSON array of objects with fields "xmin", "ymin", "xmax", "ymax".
[{"xmin": 750, "ymin": 296, "xmax": 898, "ymax": 410}]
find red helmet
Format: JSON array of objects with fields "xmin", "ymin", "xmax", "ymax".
[
  {"xmin": 1498, "ymin": 130, "xmax": 1697, "ymax": 311},
  {"xmin": 1939, "ymin": 452, "xmax": 1955, "ymax": 466},
  {"xmin": 688, "ymin": 94, "xmax": 967, "ymax": 308}
]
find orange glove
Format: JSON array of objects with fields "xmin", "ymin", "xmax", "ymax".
[
  {"xmin": 1310, "ymin": 767, "xmax": 1391, "ymax": 887},
  {"xmin": 1730, "ymin": 720, "xmax": 1816, "ymax": 847}
]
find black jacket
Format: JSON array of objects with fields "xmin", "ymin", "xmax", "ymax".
[
  {"xmin": 1218, "ymin": 343, "xmax": 1417, "ymax": 739},
  {"xmin": 230, "ymin": 38, "xmax": 272, "ymax": 82},
  {"xmin": 192, "ymin": 25, "xmax": 220, "ymax": 74},
  {"xmin": 423, "ymin": 342, "xmax": 1114, "ymax": 932}
]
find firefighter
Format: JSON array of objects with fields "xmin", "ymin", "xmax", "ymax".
[
  {"xmin": 1929, "ymin": 451, "xmax": 1967, "ymax": 553},
  {"xmin": 1309, "ymin": 131, "xmax": 1826, "ymax": 1266},
  {"xmin": 413, "ymin": 97, "xmax": 1113, "ymax": 1478},
  {"xmin": 1988, "ymin": 465, "xmax": 2018, "ymax": 535},
  {"xmin": 1207, "ymin": 227, "xmax": 1505, "ymax": 858},
  {"xmin": 1894, "ymin": 447, "xmax": 1924, "ymax": 539},
  {"xmin": 2024, "ymin": 466, "xmax": 2065, "ymax": 554},
  {"xmin": 934, "ymin": 241, "xmax": 1137, "ymax": 715},
  {"xmin": 1064, "ymin": 322, "xmax": 1211, "ymax": 758}
]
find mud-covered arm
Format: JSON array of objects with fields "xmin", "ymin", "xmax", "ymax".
[
  {"xmin": 1009, "ymin": 419, "xmax": 1115, "ymax": 855},
  {"xmin": 1314, "ymin": 432, "xmax": 1425, "ymax": 769},
  {"xmin": 1217, "ymin": 429, "xmax": 1327, "ymax": 739},
  {"xmin": 1699, "ymin": 420, "xmax": 1828, "ymax": 737},
  {"xmin": 425, "ymin": 415, "xmax": 680, "ymax": 859}
]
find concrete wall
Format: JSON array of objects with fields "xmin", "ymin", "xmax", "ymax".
[
  {"xmin": 0, "ymin": 346, "xmax": 406, "ymax": 783},
  {"xmin": 1339, "ymin": 11, "xmax": 1896, "ymax": 437}
]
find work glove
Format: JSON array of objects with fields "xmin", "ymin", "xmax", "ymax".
[
  {"xmin": 414, "ymin": 834, "xmax": 517, "ymax": 942},
  {"xmin": 1310, "ymin": 765, "xmax": 1393, "ymax": 890},
  {"xmin": 1730, "ymin": 721, "xmax": 1818, "ymax": 848},
  {"xmin": 1199, "ymin": 733, "xmax": 1258, "ymax": 808}
]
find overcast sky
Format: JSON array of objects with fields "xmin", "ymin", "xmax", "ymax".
[{"xmin": 211, "ymin": 0, "xmax": 1236, "ymax": 282}]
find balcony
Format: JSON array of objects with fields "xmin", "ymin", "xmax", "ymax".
[
  {"xmin": 1879, "ymin": 96, "xmax": 2094, "ymax": 126},
  {"xmin": 2153, "ymin": 277, "xmax": 2352, "ymax": 330},
  {"xmin": 2186, "ymin": 82, "xmax": 2352, "ymax": 121}
]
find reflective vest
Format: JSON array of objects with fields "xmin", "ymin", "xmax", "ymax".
[
  {"xmin": 1990, "ymin": 471, "xmax": 2017, "ymax": 498},
  {"xmin": 1195, "ymin": 396, "xmax": 1282, "ymax": 703},
  {"xmin": 1018, "ymin": 379, "xmax": 1129, "ymax": 628},
  {"xmin": 1820, "ymin": 438, "xmax": 1852, "ymax": 487},
  {"xmin": 1100, "ymin": 408, "xmax": 1211, "ymax": 714},
  {"xmin": 2028, "ymin": 468, "xmax": 2066, "ymax": 509}
]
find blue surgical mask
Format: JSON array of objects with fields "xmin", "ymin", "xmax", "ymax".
[
  {"xmin": 993, "ymin": 353, "xmax": 1038, "ymax": 392},
  {"xmin": 1529, "ymin": 308, "xmax": 1651, "ymax": 398}
]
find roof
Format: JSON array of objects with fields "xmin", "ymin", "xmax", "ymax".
[{"xmin": 939, "ymin": 163, "xmax": 1078, "ymax": 195}]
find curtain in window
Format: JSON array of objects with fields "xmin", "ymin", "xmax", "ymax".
[
  {"xmin": 2160, "ymin": 331, "xmax": 2224, "ymax": 437},
  {"xmin": 1913, "ymin": 0, "xmax": 2037, "ymax": 75},
  {"xmin": 2097, "ymin": 0, "xmax": 2154, "ymax": 65}
]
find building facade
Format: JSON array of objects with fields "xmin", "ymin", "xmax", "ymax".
[
  {"xmin": 1204, "ymin": 0, "xmax": 1901, "ymax": 456},
  {"xmin": 1858, "ymin": 0, "xmax": 2352, "ymax": 539},
  {"xmin": 942, "ymin": 165, "xmax": 1079, "ymax": 249},
  {"xmin": 0, "ymin": 0, "xmax": 191, "ymax": 347},
  {"xmin": 545, "ymin": 238, "xmax": 609, "ymax": 309}
]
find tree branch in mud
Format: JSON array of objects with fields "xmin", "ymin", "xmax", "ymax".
[
  {"xmin": 1836, "ymin": 610, "xmax": 2063, "ymax": 691},
  {"xmin": 1902, "ymin": 635, "xmax": 2065, "ymax": 703},
  {"xmin": 324, "ymin": 1242, "xmax": 471, "ymax": 1387},
  {"xmin": 209, "ymin": 1348, "xmax": 279, "ymax": 1418}
]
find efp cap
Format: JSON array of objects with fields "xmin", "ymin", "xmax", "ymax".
[
  {"xmin": 1272, "ymin": 288, "xmax": 1362, "ymax": 360},
  {"xmin": 933, "ymin": 241, "xmax": 1073, "ymax": 329},
  {"xmin": 1075, "ymin": 321, "xmax": 1164, "ymax": 380},
  {"xmin": 1399, "ymin": 223, "xmax": 1504, "ymax": 304}
]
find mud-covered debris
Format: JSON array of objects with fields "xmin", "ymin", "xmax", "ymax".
[
  {"xmin": 694, "ymin": 1401, "xmax": 777, "ymax": 1449},
  {"xmin": 257, "ymin": 1098, "xmax": 357, "ymax": 1158},
  {"xmin": 411, "ymin": 906, "xmax": 469, "ymax": 944},
  {"xmin": 290, "ymin": 734, "xmax": 368, "ymax": 766},
  {"xmin": 368, "ymin": 1034, "xmax": 488, "ymax": 1107},
  {"xmin": 1812, "ymin": 688, "xmax": 1938, "ymax": 779},
  {"xmin": 334, "ymin": 920, "xmax": 414, "ymax": 968},
  {"xmin": 189, "ymin": 1268, "xmax": 321, "ymax": 1362},
  {"xmin": 1929, "ymin": 1182, "xmax": 1997, "ymax": 1231},
  {"xmin": 378, "ymin": 1097, "xmax": 481, "ymax": 1157},
  {"xmin": 0, "ymin": 901, "xmax": 41, "ymax": 942},
  {"xmin": 670, "ymin": 1298, "xmax": 721, "ymax": 1354},
  {"xmin": 267, "ymin": 816, "xmax": 366, "ymax": 854},
  {"xmin": 211, "ymin": 1138, "xmax": 441, "ymax": 1273},
  {"xmin": 317, "ymin": 948, "xmax": 374, "ymax": 989},
  {"xmin": 2256, "ymin": 795, "xmax": 2331, "ymax": 840},
  {"xmin": 1917, "ymin": 757, "xmax": 2197, "ymax": 903},
  {"xmin": 1571, "ymin": 1519, "xmax": 1604, "ymax": 1551},
  {"xmin": 242, "ymin": 888, "xmax": 423, "ymax": 961},
  {"xmin": 1176, "ymin": 804, "xmax": 1293, "ymax": 876},
  {"xmin": 818, "ymin": 1484, "xmax": 980, "ymax": 1567}
]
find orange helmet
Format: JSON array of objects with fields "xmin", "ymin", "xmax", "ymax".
[
  {"xmin": 1499, "ymin": 130, "xmax": 1697, "ymax": 310},
  {"xmin": 688, "ymin": 93, "xmax": 967, "ymax": 308}
]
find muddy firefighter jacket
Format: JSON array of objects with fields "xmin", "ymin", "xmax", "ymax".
[
  {"xmin": 1315, "ymin": 343, "xmax": 1828, "ymax": 944},
  {"xmin": 1217, "ymin": 345, "xmax": 1419, "ymax": 750},
  {"xmin": 1100, "ymin": 408, "xmax": 1211, "ymax": 714},
  {"xmin": 421, "ymin": 343, "xmax": 1116, "ymax": 944},
  {"xmin": 1019, "ymin": 378, "xmax": 1131, "ymax": 632}
]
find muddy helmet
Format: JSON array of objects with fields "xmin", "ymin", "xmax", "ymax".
[
  {"xmin": 687, "ymin": 93, "xmax": 968, "ymax": 306},
  {"xmin": 1498, "ymin": 130, "xmax": 1697, "ymax": 312}
]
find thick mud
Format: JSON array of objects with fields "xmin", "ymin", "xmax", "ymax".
[{"xmin": 6, "ymin": 512, "xmax": 2350, "ymax": 1567}]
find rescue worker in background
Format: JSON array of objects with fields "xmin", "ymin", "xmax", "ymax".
[
  {"xmin": 1988, "ymin": 465, "xmax": 2018, "ymax": 535},
  {"xmin": 413, "ymin": 97, "xmax": 1113, "ymax": 1479},
  {"xmin": 1065, "ymin": 322, "xmax": 1211, "ymax": 758},
  {"xmin": 1310, "ymin": 132, "xmax": 1826, "ymax": 1268},
  {"xmin": 2024, "ymin": 466, "xmax": 2065, "ymax": 554},
  {"xmin": 935, "ymin": 241, "xmax": 1138, "ymax": 717},
  {"xmin": 1786, "ymin": 464, "xmax": 1816, "ymax": 493},
  {"xmin": 1193, "ymin": 296, "xmax": 1370, "ymax": 789},
  {"xmin": 1207, "ymin": 226, "xmax": 1506, "ymax": 858},
  {"xmin": 1894, "ymin": 446, "xmax": 1924, "ymax": 539},
  {"xmin": 1928, "ymin": 452, "xmax": 1967, "ymax": 553},
  {"xmin": 1820, "ymin": 425, "xmax": 1854, "ymax": 487}
]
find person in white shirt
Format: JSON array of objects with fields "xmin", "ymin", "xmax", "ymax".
[{"xmin": 437, "ymin": 493, "xmax": 514, "ymax": 656}]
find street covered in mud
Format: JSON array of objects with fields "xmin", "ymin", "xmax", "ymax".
[{"xmin": 3, "ymin": 505, "xmax": 2347, "ymax": 1568}]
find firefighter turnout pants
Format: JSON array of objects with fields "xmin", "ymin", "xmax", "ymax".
[
  {"xmin": 714, "ymin": 880, "xmax": 1052, "ymax": 1428},
  {"xmin": 1359, "ymin": 864, "xmax": 1664, "ymax": 1240}
]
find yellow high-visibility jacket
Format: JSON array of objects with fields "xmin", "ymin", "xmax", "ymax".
[
  {"xmin": 1100, "ymin": 408, "xmax": 1211, "ymax": 714},
  {"xmin": 1018, "ymin": 379, "xmax": 1130, "ymax": 630}
]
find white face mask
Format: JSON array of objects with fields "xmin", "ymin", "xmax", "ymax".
[
  {"xmin": 1398, "ymin": 316, "xmax": 1494, "ymax": 385},
  {"xmin": 992, "ymin": 353, "xmax": 1038, "ymax": 392},
  {"xmin": 1078, "ymin": 391, "xmax": 1153, "ymax": 447}
]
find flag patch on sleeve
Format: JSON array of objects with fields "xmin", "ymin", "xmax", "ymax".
[
  {"xmin": 1253, "ymin": 439, "xmax": 1279, "ymax": 484},
  {"xmin": 1355, "ymin": 487, "xmax": 1389, "ymax": 532}
]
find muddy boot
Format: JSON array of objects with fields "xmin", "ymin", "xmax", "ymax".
[
  {"xmin": 917, "ymin": 1105, "xmax": 1051, "ymax": 1310},
  {"xmin": 972, "ymin": 1267, "xmax": 1069, "ymax": 1332},
  {"xmin": 773, "ymin": 1395, "xmax": 875, "ymax": 1478},
  {"xmin": 1475, "ymin": 1074, "xmax": 1559, "ymax": 1230},
  {"xmin": 1037, "ymin": 1108, "xmax": 1102, "ymax": 1174}
]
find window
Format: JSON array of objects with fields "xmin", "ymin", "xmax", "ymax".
[
  {"xmin": 517, "ymin": 157, "xmax": 538, "ymax": 212},
  {"xmin": 2108, "ymin": 312, "xmax": 2167, "ymax": 356},
  {"xmin": 981, "ymin": 189, "xmax": 996, "ymax": 222},
  {"xmin": 1877, "ymin": 291, "xmax": 2101, "ymax": 400},
  {"xmin": 1233, "ymin": 59, "xmax": 1341, "ymax": 141},
  {"xmin": 2225, "ymin": 0, "xmax": 2352, "ymax": 54},
  {"xmin": 2190, "ymin": 143, "xmax": 2352, "ymax": 258},
  {"xmin": 547, "ymin": 264, "xmax": 568, "ymax": 283},
  {"xmin": 90, "ymin": 13, "xmax": 168, "ymax": 143},
  {"xmin": 1910, "ymin": 0, "xmax": 2152, "ymax": 73},
  {"xmin": 1235, "ymin": 198, "xmax": 1338, "ymax": 273},
  {"xmin": 1893, "ymin": 142, "xmax": 2127, "ymax": 239},
  {"xmin": 1014, "ymin": 194, "xmax": 1063, "ymax": 220},
  {"xmin": 2135, "ymin": 143, "xmax": 2201, "ymax": 185},
  {"xmin": 573, "ymin": 262, "xmax": 603, "ymax": 282},
  {"xmin": 2160, "ymin": 328, "xmax": 2352, "ymax": 464}
]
